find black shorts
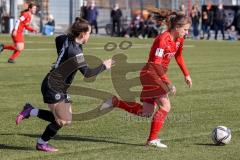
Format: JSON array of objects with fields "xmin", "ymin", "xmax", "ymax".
[{"xmin": 41, "ymin": 74, "xmax": 71, "ymax": 104}]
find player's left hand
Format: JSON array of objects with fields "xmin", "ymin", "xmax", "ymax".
[
  {"xmin": 33, "ymin": 29, "xmax": 38, "ymax": 34},
  {"xmin": 103, "ymin": 59, "xmax": 115, "ymax": 69},
  {"xmin": 185, "ymin": 75, "xmax": 192, "ymax": 88}
]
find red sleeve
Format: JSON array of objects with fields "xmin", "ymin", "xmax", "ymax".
[
  {"xmin": 24, "ymin": 13, "xmax": 35, "ymax": 32},
  {"xmin": 151, "ymin": 36, "xmax": 171, "ymax": 84},
  {"xmin": 175, "ymin": 41, "xmax": 190, "ymax": 77},
  {"xmin": 25, "ymin": 25, "xmax": 35, "ymax": 32}
]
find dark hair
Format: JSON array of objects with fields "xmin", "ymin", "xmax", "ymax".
[
  {"xmin": 146, "ymin": 7, "xmax": 191, "ymax": 29},
  {"xmin": 21, "ymin": 3, "xmax": 36, "ymax": 14},
  {"xmin": 68, "ymin": 17, "xmax": 90, "ymax": 39},
  {"xmin": 146, "ymin": 7, "xmax": 172, "ymax": 21},
  {"xmin": 168, "ymin": 13, "xmax": 192, "ymax": 30}
]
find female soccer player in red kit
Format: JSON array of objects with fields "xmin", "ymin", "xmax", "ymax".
[
  {"xmin": 0, "ymin": 3, "xmax": 37, "ymax": 63},
  {"xmin": 103, "ymin": 12, "xmax": 193, "ymax": 148}
]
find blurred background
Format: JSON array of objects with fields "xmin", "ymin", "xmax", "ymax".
[{"xmin": 1, "ymin": 0, "xmax": 240, "ymax": 40}]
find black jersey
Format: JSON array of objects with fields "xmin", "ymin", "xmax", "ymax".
[
  {"xmin": 41, "ymin": 34, "xmax": 106, "ymax": 104},
  {"xmin": 53, "ymin": 34, "xmax": 84, "ymax": 85},
  {"xmin": 52, "ymin": 34, "xmax": 106, "ymax": 86}
]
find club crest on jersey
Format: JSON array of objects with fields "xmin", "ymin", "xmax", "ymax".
[
  {"xmin": 55, "ymin": 93, "xmax": 61, "ymax": 100},
  {"xmin": 176, "ymin": 42, "xmax": 180, "ymax": 49},
  {"xmin": 155, "ymin": 48, "xmax": 164, "ymax": 57}
]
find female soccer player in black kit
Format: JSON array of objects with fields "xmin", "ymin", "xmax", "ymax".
[{"xmin": 15, "ymin": 17, "xmax": 114, "ymax": 152}]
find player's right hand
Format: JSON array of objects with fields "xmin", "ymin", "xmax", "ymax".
[
  {"xmin": 185, "ymin": 75, "xmax": 192, "ymax": 88},
  {"xmin": 12, "ymin": 30, "xmax": 17, "ymax": 36},
  {"xmin": 103, "ymin": 59, "xmax": 115, "ymax": 69},
  {"xmin": 167, "ymin": 83, "xmax": 176, "ymax": 95},
  {"xmin": 33, "ymin": 29, "xmax": 38, "ymax": 34}
]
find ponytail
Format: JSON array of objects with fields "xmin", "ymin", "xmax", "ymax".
[{"xmin": 146, "ymin": 7, "xmax": 191, "ymax": 30}]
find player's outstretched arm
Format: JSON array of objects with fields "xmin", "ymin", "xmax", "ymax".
[
  {"xmin": 25, "ymin": 25, "xmax": 37, "ymax": 33},
  {"xmin": 79, "ymin": 59, "xmax": 115, "ymax": 78}
]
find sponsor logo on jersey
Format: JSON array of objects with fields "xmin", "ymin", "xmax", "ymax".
[
  {"xmin": 155, "ymin": 48, "xmax": 164, "ymax": 57},
  {"xmin": 164, "ymin": 52, "xmax": 176, "ymax": 59}
]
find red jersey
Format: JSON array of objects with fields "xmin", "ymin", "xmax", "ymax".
[
  {"xmin": 140, "ymin": 31, "xmax": 190, "ymax": 102},
  {"xmin": 13, "ymin": 11, "xmax": 34, "ymax": 34},
  {"xmin": 146, "ymin": 30, "xmax": 189, "ymax": 83}
]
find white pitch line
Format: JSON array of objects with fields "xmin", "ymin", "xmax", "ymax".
[
  {"xmin": 23, "ymin": 45, "xmax": 195, "ymax": 51},
  {"xmin": 1, "ymin": 40, "xmax": 195, "ymax": 48}
]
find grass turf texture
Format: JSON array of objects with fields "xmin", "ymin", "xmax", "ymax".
[{"xmin": 0, "ymin": 34, "xmax": 240, "ymax": 160}]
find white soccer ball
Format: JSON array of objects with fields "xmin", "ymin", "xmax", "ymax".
[{"xmin": 211, "ymin": 126, "xmax": 231, "ymax": 145}]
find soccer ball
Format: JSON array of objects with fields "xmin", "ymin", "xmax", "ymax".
[{"xmin": 211, "ymin": 126, "xmax": 231, "ymax": 145}]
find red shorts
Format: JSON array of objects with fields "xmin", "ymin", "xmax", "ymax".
[
  {"xmin": 140, "ymin": 63, "xmax": 170, "ymax": 105},
  {"xmin": 12, "ymin": 33, "xmax": 24, "ymax": 43}
]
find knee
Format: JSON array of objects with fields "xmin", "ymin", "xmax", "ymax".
[
  {"xmin": 161, "ymin": 104, "xmax": 171, "ymax": 112},
  {"xmin": 56, "ymin": 119, "xmax": 72, "ymax": 126},
  {"xmin": 16, "ymin": 46, "xmax": 24, "ymax": 51}
]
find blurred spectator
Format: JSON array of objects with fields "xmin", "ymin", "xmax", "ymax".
[
  {"xmin": 236, "ymin": 9, "xmax": 240, "ymax": 35},
  {"xmin": 179, "ymin": 4, "xmax": 186, "ymax": 15},
  {"xmin": 87, "ymin": 0, "xmax": 99, "ymax": 34},
  {"xmin": 214, "ymin": 3, "xmax": 225, "ymax": 40},
  {"xmin": 111, "ymin": 3, "xmax": 122, "ymax": 37},
  {"xmin": 80, "ymin": 0, "xmax": 88, "ymax": 20},
  {"xmin": 124, "ymin": 15, "xmax": 144, "ymax": 38},
  {"xmin": 155, "ymin": 19, "xmax": 167, "ymax": 34},
  {"xmin": 132, "ymin": 14, "xmax": 144, "ymax": 38},
  {"xmin": 227, "ymin": 25, "xmax": 237, "ymax": 41},
  {"xmin": 143, "ymin": 14, "xmax": 158, "ymax": 38},
  {"xmin": 46, "ymin": 14, "xmax": 55, "ymax": 26},
  {"xmin": 42, "ymin": 14, "xmax": 55, "ymax": 36},
  {"xmin": 201, "ymin": 2, "xmax": 214, "ymax": 40},
  {"xmin": 190, "ymin": 4, "xmax": 201, "ymax": 39}
]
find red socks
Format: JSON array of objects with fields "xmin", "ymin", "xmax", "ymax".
[
  {"xmin": 113, "ymin": 97, "xmax": 169, "ymax": 141},
  {"xmin": 148, "ymin": 108, "xmax": 168, "ymax": 141},
  {"xmin": 3, "ymin": 45, "xmax": 21, "ymax": 60},
  {"xmin": 3, "ymin": 45, "xmax": 17, "ymax": 51},
  {"xmin": 9, "ymin": 50, "xmax": 21, "ymax": 60},
  {"xmin": 113, "ymin": 97, "xmax": 143, "ymax": 116}
]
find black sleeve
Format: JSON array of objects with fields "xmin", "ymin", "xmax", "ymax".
[{"xmin": 79, "ymin": 63, "xmax": 107, "ymax": 78}]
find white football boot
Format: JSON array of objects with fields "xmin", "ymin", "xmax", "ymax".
[
  {"xmin": 100, "ymin": 97, "xmax": 114, "ymax": 110},
  {"xmin": 147, "ymin": 139, "xmax": 168, "ymax": 148}
]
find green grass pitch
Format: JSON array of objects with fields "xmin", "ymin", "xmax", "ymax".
[{"xmin": 0, "ymin": 34, "xmax": 240, "ymax": 160}]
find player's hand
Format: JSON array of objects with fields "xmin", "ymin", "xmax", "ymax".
[
  {"xmin": 185, "ymin": 75, "xmax": 192, "ymax": 88},
  {"xmin": 33, "ymin": 29, "xmax": 38, "ymax": 34},
  {"xmin": 103, "ymin": 59, "xmax": 115, "ymax": 69},
  {"xmin": 12, "ymin": 30, "xmax": 17, "ymax": 36},
  {"xmin": 167, "ymin": 83, "xmax": 176, "ymax": 95}
]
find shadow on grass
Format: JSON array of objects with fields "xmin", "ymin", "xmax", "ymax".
[
  {"xmin": 0, "ymin": 144, "xmax": 34, "ymax": 151},
  {"xmin": 5, "ymin": 133, "xmax": 144, "ymax": 147}
]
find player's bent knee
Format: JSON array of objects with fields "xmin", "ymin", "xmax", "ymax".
[
  {"xmin": 162, "ymin": 105, "xmax": 171, "ymax": 112},
  {"xmin": 19, "ymin": 47, "xmax": 24, "ymax": 51},
  {"xmin": 56, "ymin": 119, "xmax": 72, "ymax": 126},
  {"xmin": 16, "ymin": 45, "xmax": 24, "ymax": 51}
]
